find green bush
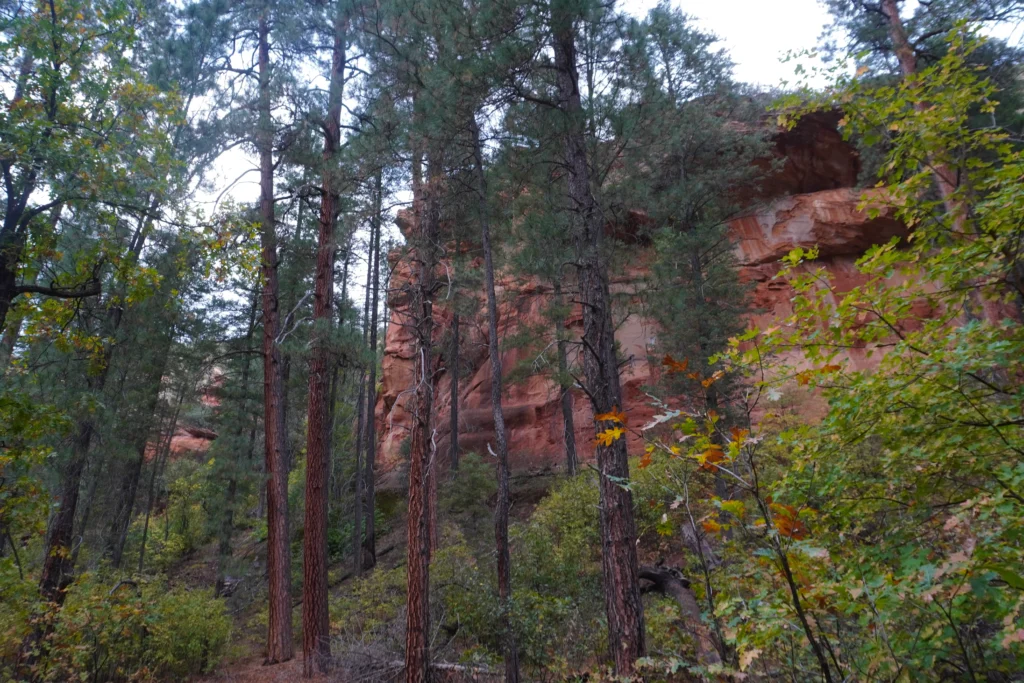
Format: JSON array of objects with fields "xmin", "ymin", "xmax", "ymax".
[
  {"xmin": 3, "ymin": 575, "xmax": 230, "ymax": 682},
  {"xmin": 120, "ymin": 458, "xmax": 214, "ymax": 574},
  {"xmin": 147, "ymin": 587, "xmax": 231, "ymax": 677},
  {"xmin": 509, "ymin": 473, "xmax": 605, "ymax": 674},
  {"xmin": 440, "ymin": 453, "xmax": 496, "ymax": 515}
]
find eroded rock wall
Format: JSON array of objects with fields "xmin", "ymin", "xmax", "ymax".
[{"xmin": 373, "ymin": 117, "xmax": 902, "ymax": 484}]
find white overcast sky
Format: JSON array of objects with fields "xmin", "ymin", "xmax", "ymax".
[{"xmin": 625, "ymin": 0, "xmax": 834, "ymax": 87}]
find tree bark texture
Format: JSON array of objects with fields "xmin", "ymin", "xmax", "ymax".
[
  {"xmin": 405, "ymin": 145, "xmax": 441, "ymax": 683},
  {"xmin": 448, "ymin": 312, "xmax": 459, "ymax": 472},
  {"xmin": 552, "ymin": 280, "xmax": 578, "ymax": 477},
  {"xmin": 550, "ymin": 3, "xmax": 646, "ymax": 673},
  {"xmin": 302, "ymin": 5, "xmax": 347, "ymax": 673},
  {"xmin": 362, "ymin": 168, "xmax": 384, "ymax": 570},
  {"xmin": 471, "ymin": 117, "xmax": 521, "ymax": 683},
  {"xmin": 258, "ymin": 14, "xmax": 294, "ymax": 665}
]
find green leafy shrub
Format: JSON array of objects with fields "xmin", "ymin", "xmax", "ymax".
[
  {"xmin": 441, "ymin": 453, "xmax": 496, "ymax": 515},
  {"xmin": 440, "ymin": 453, "xmax": 497, "ymax": 552},
  {"xmin": 509, "ymin": 473, "xmax": 605, "ymax": 674},
  {"xmin": 147, "ymin": 587, "xmax": 232, "ymax": 677},
  {"xmin": 4, "ymin": 575, "xmax": 229, "ymax": 682}
]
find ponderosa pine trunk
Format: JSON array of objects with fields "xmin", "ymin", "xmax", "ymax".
[
  {"xmin": 550, "ymin": 2, "xmax": 646, "ymax": 673},
  {"xmin": 354, "ymin": 208, "xmax": 377, "ymax": 575},
  {"xmin": 362, "ymin": 168, "xmax": 384, "ymax": 570},
  {"xmin": 405, "ymin": 142, "xmax": 440, "ymax": 683},
  {"xmin": 257, "ymin": 13, "xmax": 294, "ymax": 665},
  {"xmin": 353, "ymin": 220, "xmax": 376, "ymax": 576},
  {"xmin": 471, "ymin": 117, "xmax": 521, "ymax": 683},
  {"xmin": 449, "ymin": 311, "xmax": 459, "ymax": 472},
  {"xmin": 552, "ymin": 280, "xmax": 578, "ymax": 476},
  {"xmin": 302, "ymin": 3, "xmax": 347, "ymax": 673}
]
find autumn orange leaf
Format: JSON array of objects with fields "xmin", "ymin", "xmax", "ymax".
[
  {"xmin": 702, "ymin": 519, "xmax": 723, "ymax": 534},
  {"xmin": 595, "ymin": 406, "xmax": 627, "ymax": 425},
  {"xmin": 771, "ymin": 503, "xmax": 809, "ymax": 539},
  {"xmin": 698, "ymin": 445, "xmax": 725, "ymax": 471},
  {"xmin": 595, "ymin": 427, "xmax": 625, "ymax": 447},
  {"xmin": 662, "ymin": 354, "xmax": 689, "ymax": 373}
]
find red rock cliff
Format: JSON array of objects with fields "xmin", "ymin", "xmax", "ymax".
[{"xmin": 373, "ymin": 117, "xmax": 905, "ymax": 484}]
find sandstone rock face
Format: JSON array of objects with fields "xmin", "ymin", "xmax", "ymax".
[
  {"xmin": 731, "ymin": 188, "xmax": 904, "ymax": 266},
  {"xmin": 168, "ymin": 426, "xmax": 217, "ymax": 456},
  {"xmin": 373, "ymin": 118, "xmax": 899, "ymax": 485}
]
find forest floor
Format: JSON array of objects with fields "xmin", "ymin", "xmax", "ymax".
[
  {"xmin": 198, "ymin": 656, "xmax": 322, "ymax": 682},
  {"xmin": 193, "ymin": 468, "xmax": 562, "ymax": 681}
]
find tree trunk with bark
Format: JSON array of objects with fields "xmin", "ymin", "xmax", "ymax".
[
  {"xmin": 880, "ymin": 0, "xmax": 959, "ymax": 210},
  {"xmin": 550, "ymin": 3, "xmax": 646, "ymax": 673},
  {"xmin": 552, "ymin": 280, "xmax": 577, "ymax": 476},
  {"xmin": 471, "ymin": 118, "xmax": 520, "ymax": 683},
  {"xmin": 257, "ymin": 13, "xmax": 294, "ymax": 665},
  {"xmin": 362, "ymin": 168, "xmax": 384, "ymax": 570},
  {"xmin": 302, "ymin": 4, "xmax": 347, "ymax": 673},
  {"xmin": 449, "ymin": 312, "xmax": 459, "ymax": 472},
  {"xmin": 405, "ymin": 143, "xmax": 440, "ymax": 683}
]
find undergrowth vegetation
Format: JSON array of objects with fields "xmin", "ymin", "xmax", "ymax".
[{"xmin": 0, "ymin": 571, "xmax": 230, "ymax": 682}]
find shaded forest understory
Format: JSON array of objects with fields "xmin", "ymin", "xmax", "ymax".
[{"xmin": 2, "ymin": 0, "xmax": 1024, "ymax": 681}]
